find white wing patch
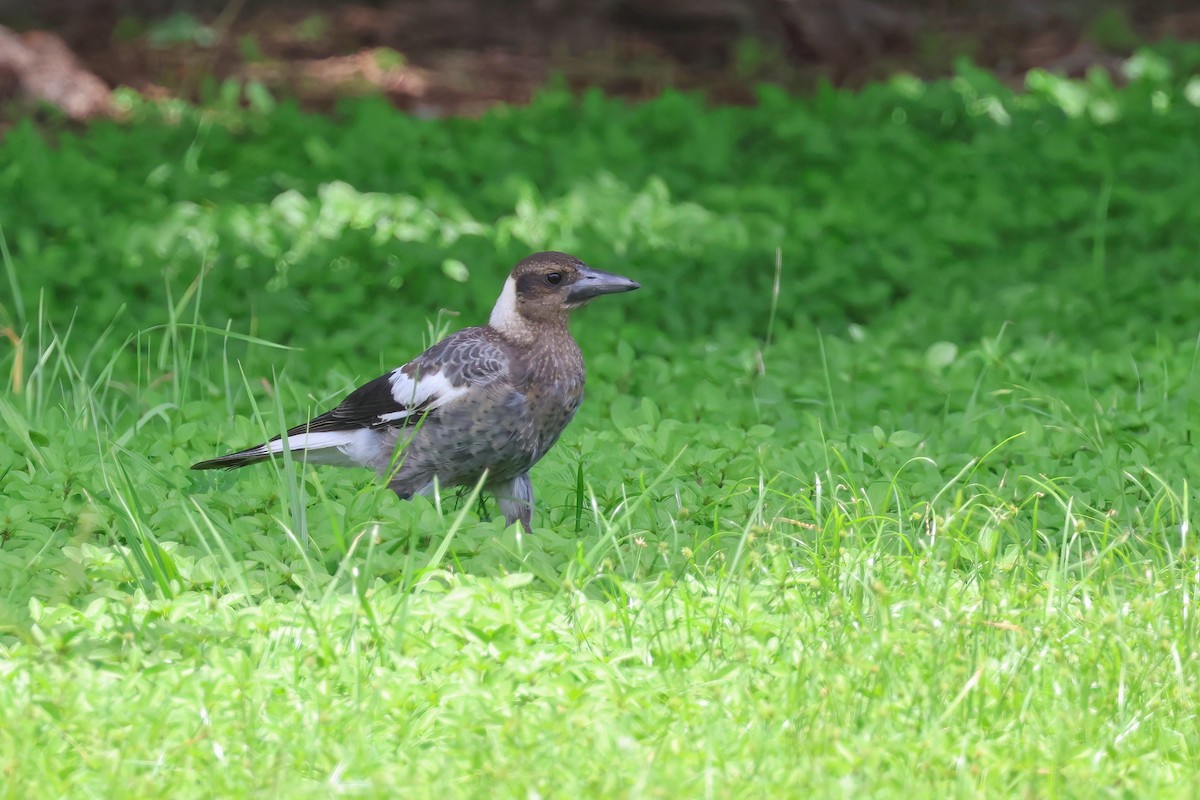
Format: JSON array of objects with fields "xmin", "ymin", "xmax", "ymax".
[{"xmin": 379, "ymin": 367, "xmax": 467, "ymax": 423}]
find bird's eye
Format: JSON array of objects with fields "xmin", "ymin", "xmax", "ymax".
[{"xmin": 546, "ymin": 272, "xmax": 563, "ymax": 285}]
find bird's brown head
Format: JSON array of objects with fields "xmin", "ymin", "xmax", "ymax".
[{"xmin": 490, "ymin": 251, "xmax": 639, "ymax": 340}]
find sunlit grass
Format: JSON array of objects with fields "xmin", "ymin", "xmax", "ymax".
[
  {"xmin": 2, "ymin": 295, "xmax": 1197, "ymax": 795},
  {"xmin": 4, "ymin": 52, "xmax": 1200, "ymax": 795}
]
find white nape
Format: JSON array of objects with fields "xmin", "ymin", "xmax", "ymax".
[{"xmin": 489, "ymin": 276, "xmax": 532, "ymax": 341}]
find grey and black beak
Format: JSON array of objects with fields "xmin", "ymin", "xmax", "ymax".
[{"xmin": 568, "ymin": 267, "xmax": 641, "ymax": 304}]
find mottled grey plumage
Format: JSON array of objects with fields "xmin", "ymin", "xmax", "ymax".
[{"xmin": 192, "ymin": 251, "xmax": 639, "ymax": 532}]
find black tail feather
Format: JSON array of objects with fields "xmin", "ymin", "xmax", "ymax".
[{"xmin": 190, "ymin": 447, "xmax": 272, "ymax": 471}]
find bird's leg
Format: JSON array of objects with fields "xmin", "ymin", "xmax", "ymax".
[
  {"xmin": 494, "ymin": 473, "xmax": 534, "ymax": 534},
  {"xmin": 451, "ymin": 484, "xmax": 491, "ymax": 520},
  {"xmin": 474, "ymin": 491, "xmax": 492, "ymax": 522}
]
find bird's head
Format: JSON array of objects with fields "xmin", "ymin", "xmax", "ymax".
[{"xmin": 490, "ymin": 251, "xmax": 639, "ymax": 339}]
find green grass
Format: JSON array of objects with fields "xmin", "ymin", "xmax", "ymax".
[{"xmin": 2, "ymin": 49, "xmax": 1200, "ymax": 796}]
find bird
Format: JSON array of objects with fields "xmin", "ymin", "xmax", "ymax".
[{"xmin": 192, "ymin": 251, "xmax": 640, "ymax": 533}]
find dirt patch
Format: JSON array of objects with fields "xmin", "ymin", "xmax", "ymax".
[{"xmin": 4, "ymin": 0, "xmax": 1199, "ymax": 118}]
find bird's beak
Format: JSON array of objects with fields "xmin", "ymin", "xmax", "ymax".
[{"xmin": 567, "ymin": 268, "xmax": 641, "ymax": 303}]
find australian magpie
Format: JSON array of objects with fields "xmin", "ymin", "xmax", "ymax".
[{"xmin": 192, "ymin": 251, "xmax": 640, "ymax": 532}]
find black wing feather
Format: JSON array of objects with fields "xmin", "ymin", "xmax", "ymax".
[
  {"xmin": 192, "ymin": 327, "xmax": 511, "ymax": 470},
  {"xmin": 283, "ymin": 373, "xmax": 418, "ymax": 435},
  {"xmin": 279, "ymin": 328, "xmax": 509, "ymax": 436}
]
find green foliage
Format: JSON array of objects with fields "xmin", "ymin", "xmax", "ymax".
[
  {"xmin": 146, "ymin": 11, "xmax": 217, "ymax": 48},
  {"xmin": 2, "ymin": 49, "xmax": 1200, "ymax": 795},
  {"xmin": 1088, "ymin": 6, "xmax": 1141, "ymax": 53},
  {"xmin": 295, "ymin": 13, "xmax": 328, "ymax": 43}
]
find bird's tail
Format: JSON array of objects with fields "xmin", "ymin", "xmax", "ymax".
[
  {"xmin": 191, "ymin": 429, "xmax": 371, "ymax": 471},
  {"xmin": 190, "ymin": 445, "xmax": 274, "ymax": 470}
]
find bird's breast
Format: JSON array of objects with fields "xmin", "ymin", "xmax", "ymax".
[{"xmin": 512, "ymin": 339, "xmax": 585, "ymax": 456}]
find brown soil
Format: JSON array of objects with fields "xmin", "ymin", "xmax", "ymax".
[{"xmin": 3, "ymin": 0, "xmax": 1199, "ymax": 118}]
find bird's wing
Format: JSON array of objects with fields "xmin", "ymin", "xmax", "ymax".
[
  {"xmin": 191, "ymin": 328, "xmax": 511, "ymax": 471},
  {"xmin": 288, "ymin": 327, "xmax": 509, "ymax": 435}
]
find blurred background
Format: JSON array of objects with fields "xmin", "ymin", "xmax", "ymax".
[{"xmin": 2, "ymin": 0, "xmax": 1198, "ymax": 121}]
